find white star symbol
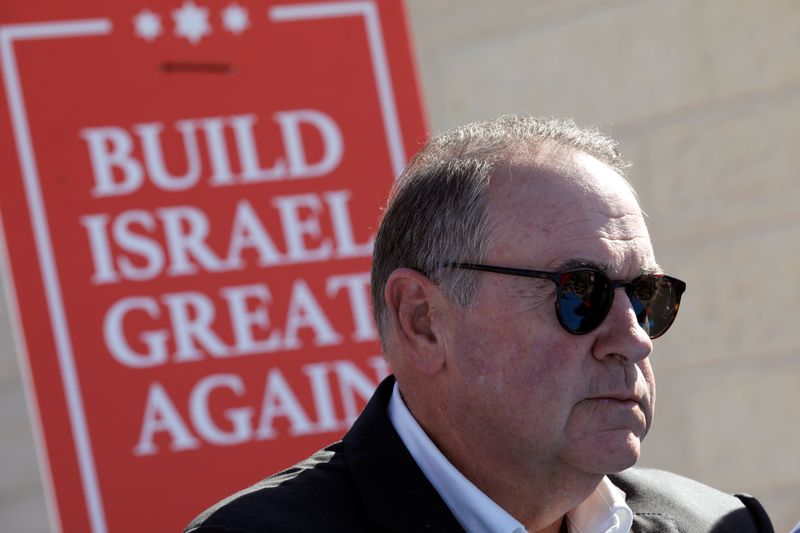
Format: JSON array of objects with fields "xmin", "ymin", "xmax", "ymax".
[
  {"xmin": 172, "ymin": 1, "xmax": 211, "ymax": 44},
  {"xmin": 221, "ymin": 3, "xmax": 250, "ymax": 35},
  {"xmin": 133, "ymin": 9, "xmax": 162, "ymax": 42}
]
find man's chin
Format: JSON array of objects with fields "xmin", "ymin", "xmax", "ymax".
[
  {"xmin": 567, "ymin": 430, "xmax": 642, "ymax": 475},
  {"xmin": 600, "ymin": 431, "xmax": 642, "ymax": 472}
]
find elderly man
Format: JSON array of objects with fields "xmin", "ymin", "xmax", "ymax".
[{"xmin": 186, "ymin": 117, "xmax": 773, "ymax": 532}]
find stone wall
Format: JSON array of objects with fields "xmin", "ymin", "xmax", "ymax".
[{"xmin": 1, "ymin": 1, "xmax": 798, "ymax": 531}]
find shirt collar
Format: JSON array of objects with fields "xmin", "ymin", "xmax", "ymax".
[
  {"xmin": 388, "ymin": 382, "xmax": 633, "ymax": 533},
  {"xmin": 566, "ymin": 477, "xmax": 633, "ymax": 533}
]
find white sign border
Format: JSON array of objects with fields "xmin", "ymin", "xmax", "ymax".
[
  {"xmin": 0, "ymin": 19, "xmax": 113, "ymax": 533},
  {"xmin": 0, "ymin": 2, "xmax": 409, "ymax": 532}
]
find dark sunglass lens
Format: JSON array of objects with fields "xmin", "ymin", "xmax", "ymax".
[
  {"xmin": 628, "ymin": 276, "xmax": 683, "ymax": 338},
  {"xmin": 556, "ymin": 270, "xmax": 612, "ymax": 333}
]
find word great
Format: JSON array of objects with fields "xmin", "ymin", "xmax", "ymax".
[{"xmin": 105, "ymin": 274, "xmax": 375, "ymax": 368}]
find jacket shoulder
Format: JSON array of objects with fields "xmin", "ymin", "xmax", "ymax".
[
  {"xmin": 184, "ymin": 442, "xmax": 370, "ymax": 533},
  {"xmin": 609, "ymin": 467, "xmax": 774, "ymax": 533}
]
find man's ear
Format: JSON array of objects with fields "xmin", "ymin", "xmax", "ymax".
[{"xmin": 384, "ymin": 268, "xmax": 449, "ymax": 376}]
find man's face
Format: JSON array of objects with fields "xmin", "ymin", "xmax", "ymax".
[{"xmin": 442, "ymin": 151, "xmax": 658, "ymax": 478}]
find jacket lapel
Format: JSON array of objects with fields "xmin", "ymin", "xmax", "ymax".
[
  {"xmin": 609, "ymin": 472, "xmax": 680, "ymax": 533},
  {"xmin": 630, "ymin": 513, "xmax": 680, "ymax": 533},
  {"xmin": 343, "ymin": 376, "xmax": 465, "ymax": 532}
]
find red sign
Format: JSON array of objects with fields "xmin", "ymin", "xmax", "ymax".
[{"xmin": 0, "ymin": 1, "xmax": 426, "ymax": 531}]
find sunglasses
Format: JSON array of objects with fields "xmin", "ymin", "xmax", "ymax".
[{"xmin": 449, "ymin": 263, "xmax": 686, "ymax": 339}]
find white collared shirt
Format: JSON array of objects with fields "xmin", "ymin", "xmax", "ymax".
[{"xmin": 388, "ymin": 383, "xmax": 633, "ymax": 533}]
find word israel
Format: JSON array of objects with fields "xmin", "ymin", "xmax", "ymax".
[
  {"xmin": 80, "ymin": 109, "xmax": 343, "ymax": 196},
  {"xmin": 81, "ymin": 190, "xmax": 371, "ymax": 284},
  {"xmin": 134, "ymin": 356, "xmax": 390, "ymax": 456}
]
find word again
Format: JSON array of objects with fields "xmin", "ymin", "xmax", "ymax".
[{"xmin": 134, "ymin": 356, "xmax": 389, "ymax": 455}]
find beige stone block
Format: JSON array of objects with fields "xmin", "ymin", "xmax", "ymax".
[
  {"xmin": 412, "ymin": 0, "xmax": 698, "ymax": 127},
  {"xmin": 0, "ymin": 280, "xmax": 48, "ymax": 529},
  {"xmin": 409, "ymin": 0, "xmax": 800, "ymax": 129},
  {"xmin": 623, "ymin": 93, "xmax": 800, "ymax": 247},
  {"xmin": 647, "ymin": 223, "xmax": 800, "ymax": 370},
  {"xmin": 640, "ymin": 353, "xmax": 800, "ymax": 493},
  {"xmin": 0, "ymin": 382, "xmax": 45, "ymax": 493},
  {"xmin": 757, "ymin": 483, "xmax": 800, "ymax": 533},
  {"xmin": 405, "ymin": 0, "xmax": 608, "ymax": 128},
  {"xmin": 0, "ymin": 490, "xmax": 51, "ymax": 533},
  {"xmin": 406, "ymin": 0, "xmax": 604, "ymax": 49},
  {"xmin": 0, "ymin": 281, "xmax": 20, "ymax": 383}
]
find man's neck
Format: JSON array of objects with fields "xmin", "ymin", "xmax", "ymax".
[
  {"xmin": 528, "ymin": 515, "xmax": 567, "ymax": 533},
  {"xmin": 405, "ymin": 387, "xmax": 602, "ymax": 531},
  {"xmin": 390, "ymin": 382, "xmax": 604, "ymax": 533},
  {"xmin": 447, "ymin": 447, "xmax": 599, "ymax": 531}
]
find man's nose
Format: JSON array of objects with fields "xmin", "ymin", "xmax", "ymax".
[{"xmin": 592, "ymin": 287, "xmax": 653, "ymax": 363}]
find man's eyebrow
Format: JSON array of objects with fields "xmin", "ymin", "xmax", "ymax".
[
  {"xmin": 554, "ymin": 258, "xmax": 612, "ymax": 271},
  {"xmin": 553, "ymin": 258, "xmax": 664, "ymax": 276},
  {"xmin": 641, "ymin": 264, "xmax": 664, "ymax": 275}
]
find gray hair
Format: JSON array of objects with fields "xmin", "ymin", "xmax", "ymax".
[{"xmin": 370, "ymin": 115, "xmax": 630, "ymax": 348}]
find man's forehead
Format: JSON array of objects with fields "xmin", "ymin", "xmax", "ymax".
[
  {"xmin": 484, "ymin": 151, "xmax": 657, "ymax": 276},
  {"xmin": 487, "ymin": 155, "xmax": 640, "ymax": 224},
  {"xmin": 495, "ymin": 231, "xmax": 659, "ymax": 277}
]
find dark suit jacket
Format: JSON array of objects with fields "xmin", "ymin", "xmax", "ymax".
[{"xmin": 185, "ymin": 376, "xmax": 774, "ymax": 533}]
